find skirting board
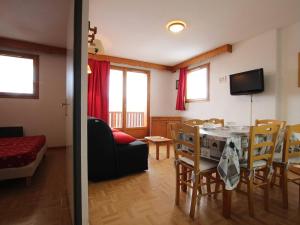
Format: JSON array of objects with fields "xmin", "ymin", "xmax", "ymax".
[{"xmin": 47, "ymin": 146, "xmax": 66, "ymax": 150}]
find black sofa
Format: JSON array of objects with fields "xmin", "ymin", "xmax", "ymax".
[{"xmin": 88, "ymin": 118, "xmax": 148, "ymax": 181}]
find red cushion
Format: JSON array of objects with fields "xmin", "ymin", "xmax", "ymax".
[
  {"xmin": 111, "ymin": 128, "xmax": 119, "ymax": 132},
  {"xmin": 113, "ymin": 132, "xmax": 136, "ymax": 144}
]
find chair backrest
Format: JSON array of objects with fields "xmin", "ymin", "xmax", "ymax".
[
  {"xmin": 282, "ymin": 124, "xmax": 300, "ymax": 163},
  {"xmin": 171, "ymin": 123, "xmax": 201, "ymax": 173},
  {"xmin": 255, "ymin": 119, "xmax": 286, "ymax": 129},
  {"xmin": 207, "ymin": 118, "xmax": 224, "ymax": 127},
  {"xmin": 255, "ymin": 119, "xmax": 286, "ymax": 154},
  {"xmin": 183, "ymin": 119, "xmax": 206, "ymax": 127},
  {"xmin": 248, "ymin": 124, "xmax": 280, "ymax": 170}
]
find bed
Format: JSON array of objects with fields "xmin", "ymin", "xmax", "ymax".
[{"xmin": 0, "ymin": 127, "xmax": 47, "ymax": 184}]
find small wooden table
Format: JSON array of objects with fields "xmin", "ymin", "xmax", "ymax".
[{"xmin": 145, "ymin": 136, "xmax": 172, "ymax": 160}]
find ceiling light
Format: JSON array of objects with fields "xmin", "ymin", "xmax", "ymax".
[{"xmin": 166, "ymin": 20, "xmax": 186, "ymax": 33}]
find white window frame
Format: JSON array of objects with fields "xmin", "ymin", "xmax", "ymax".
[{"xmin": 186, "ymin": 63, "xmax": 210, "ymax": 102}]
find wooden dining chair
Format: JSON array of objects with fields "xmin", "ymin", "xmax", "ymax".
[
  {"xmin": 255, "ymin": 119, "xmax": 287, "ymax": 187},
  {"xmin": 171, "ymin": 123, "xmax": 221, "ymax": 218},
  {"xmin": 183, "ymin": 119, "xmax": 206, "ymax": 127},
  {"xmin": 281, "ymin": 124, "xmax": 300, "ymax": 208},
  {"xmin": 207, "ymin": 118, "xmax": 225, "ymax": 127},
  {"xmin": 239, "ymin": 124, "xmax": 280, "ymax": 216},
  {"xmin": 183, "ymin": 119, "xmax": 220, "ymax": 196}
]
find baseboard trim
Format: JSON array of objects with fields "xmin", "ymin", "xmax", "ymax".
[{"xmin": 48, "ymin": 146, "xmax": 66, "ymax": 150}]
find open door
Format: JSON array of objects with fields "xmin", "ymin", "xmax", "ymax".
[
  {"xmin": 65, "ymin": 0, "xmax": 88, "ymax": 224},
  {"xmin": 109, "ymin": 66, "xmax": 150, "ymax": 138}
]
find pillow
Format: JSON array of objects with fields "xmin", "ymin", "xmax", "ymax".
[
  {"xmin": 113, "ymin": 131, "xmax": 136, "ymax": 144},
  {"xmin": 111, "ymin": 128, "xmax": 120, "ymax": 132}
]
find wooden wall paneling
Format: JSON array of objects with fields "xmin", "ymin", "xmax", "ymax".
[
  {"xmin": 150, "ymin": 116, "xmax": 182, "ymax": 138},
  {"xmin": 0, "ymin": 37, "xmax": 66, "ymax": 55}
]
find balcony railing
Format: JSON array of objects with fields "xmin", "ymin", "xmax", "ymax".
[
  {"xmin": 109, "ymin": 111, "xmax": 122, "ymax": 128},
  {"xmin": 109, "ymin": 111, "xmax": 145, "ymax": 128}
]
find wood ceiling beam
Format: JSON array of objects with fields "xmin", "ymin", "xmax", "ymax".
[
  {"xmin": 89, "ymin": 44, "xmax": 232, "ymax": 72},
  {"xmin": 88, "ymin": 53, "xmax": 173, "ymax": 71},
  {"xmin": 0, "ymin": 37, "xmax": 66, "ymax": 55},
  {"xmin": 172, "ymin": 44, "xmax": 232, "ymax": 72}
]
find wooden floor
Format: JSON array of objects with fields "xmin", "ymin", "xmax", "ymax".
[
  {"xmin": 0, "ymin": 149, "xmax": 71, "ymax": 225},
  {"xmin": 89, "ymin": 145, "xmax": 300, "ymax": 225}
]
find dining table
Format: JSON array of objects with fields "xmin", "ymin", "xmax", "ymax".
[{"xmin": 199, "ymin": 125, "xmax": 250, "ymax": 218}]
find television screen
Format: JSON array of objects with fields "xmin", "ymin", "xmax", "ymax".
[{"xmin": 229, "ymin": 68, "xmax": 264, "ymax": 95}]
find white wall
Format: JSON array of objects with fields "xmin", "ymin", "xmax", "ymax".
[
  {"xmin": 171, "ymin": 29, "xmax": 279, "ymax": 126},
  {"xmin": 150, "ymin": 69, "xmax": 175, "ymax": 116},
  {"xmin": 0, "ymin": 53, "xmax": 66, "ymax": 147},
  {"xmin": 279, "ymin": 21, "xmax": 300, "ymax": 124}
]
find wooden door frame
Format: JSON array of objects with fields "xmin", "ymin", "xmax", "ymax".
[
  {"xmin": 110, "ymin": 65, "xmax": 151, "ymax": 137},
  {"xmin": 74, "ymin": 0, "xmax": 83, "ymax": 224}
]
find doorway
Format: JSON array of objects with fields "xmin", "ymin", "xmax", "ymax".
[{"xmin": 108, "ymin": 66, "xmax": 150, "ymax": 138}]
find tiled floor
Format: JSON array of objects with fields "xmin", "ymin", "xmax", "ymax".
[
  {"xmin": 0, "ymin": 149, "xmax": 71, "ymax": 225},
  {"xmin": 89, "ymin": 145, "xmax": 300, "ymax": 225}
]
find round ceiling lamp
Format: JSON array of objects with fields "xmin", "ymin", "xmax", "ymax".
[{"xmin": 166, "ymin": 20, "xmax": 187, "ymax": 33}]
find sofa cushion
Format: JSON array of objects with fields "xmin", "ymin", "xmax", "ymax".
[
  {"xmin": 113, "ymin": 131, "xmax": 136, "ymax": 144},
  {"xmin": 111, "ymin": 128, "xmax": 119, "ymax": 132},
  {"xmin": 117, "ymin": 140, "xmax": 149, "ymax": 175}
]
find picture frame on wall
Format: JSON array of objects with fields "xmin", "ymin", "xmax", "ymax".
[{"xmin": 176, "ymin": 80, "xmax": 179, "ymax": 90}]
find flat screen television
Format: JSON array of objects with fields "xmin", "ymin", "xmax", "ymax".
[{"xmin": 229, "ymin": 68, "xmax": 264, "ymax": 95}]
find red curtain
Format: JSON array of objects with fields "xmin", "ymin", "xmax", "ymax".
[
  {"xmin": 88, "ymin": 59, "xmax": 110, "ymax": 123},
  {"xmin": 176, "ymin": 67, "xmax": 188, "ymax": 110}
]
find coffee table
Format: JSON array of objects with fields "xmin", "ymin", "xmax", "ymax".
[{"xmin": 144, "ymin": 136, "xmax": 172, "ymax": 160}]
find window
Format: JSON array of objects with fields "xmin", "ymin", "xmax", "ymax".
[
  {"xmin": 108, "ymin": 66, "xmax": 150, "ymax": 138},
  {"xmin": 186, "ymin": 63, "xmax": 209, "ymax": 102},
  {"xmin": 0, "ymin": 50, "xmax": 39, "ymax": 99}
]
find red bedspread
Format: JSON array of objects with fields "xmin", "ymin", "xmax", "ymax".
[{"xmin": 0, "ymin": 136, "xmax": 46, "ymax": 169}]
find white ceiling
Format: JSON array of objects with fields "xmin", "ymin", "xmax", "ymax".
[
  {"xmin": 89, "ymin": 0, "xmax": 300, "ymax": 66},
  {"xmin": 0, "ymin": 0, "xmax": 70, "ymax": 48}
]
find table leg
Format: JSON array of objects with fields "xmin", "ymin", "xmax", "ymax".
[
  {"xmin": 223, "ymin": 189, "xmax": 232, "ymax": 218},
  {"xmin": 182, "ymin": 166, "xmax": 187, "ymax": 192},
  {"xmin": 166, "ymin": 143, "xmax": 170, "ymax": 158},
  {"xmin": 156, "ymin": 143, "xmax": 159, "ymax": 160}
]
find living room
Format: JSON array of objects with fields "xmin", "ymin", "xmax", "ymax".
[
  {"xmin": 0, "ymin": 1, "xmax": 300, "ymax": 225},
  {"xmin": 87, "ymin": 0, "xmax": 300, "ymax": 225}
]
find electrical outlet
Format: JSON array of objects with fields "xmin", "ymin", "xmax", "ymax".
[{"xmin": 219, "ymin": 76, "xmax": 227, "ymax": 83}]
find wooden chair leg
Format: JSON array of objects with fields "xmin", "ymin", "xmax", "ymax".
[
  {"xmin": 175, "ymin": 164, "xmax": 180, "ymax": 205},
  {"xmin": 270, "ymin": 166, "xmax": 277, "ymax": 188},
  {"xmin": 198, "ymin": 176, "xmax": 203, "ymax": 203},
  {"xmin": 214, "ymin": 172, "xmax": 221, "ymax": 198},
  {"xmin": 279, "ymin": 166, "xmax": 284, "ymax": 188},
  {"xmin": 198, "ymin": 175, "xmax": 203, "ymax": 195},
  {"xmin": 247, "ymin": 177, "xmax": 254, "ymax": 217},
  {"xmin": 190, "ymin": 173, "xmax": 200, "ymax": 218},
  {"xmin": 182, "ymin": 166, "xmax": 187, "ymax": 192},
  {"xmin": 264, "ymin": 169, "xmax": 270, "ymax": 211},
  {"xmin": 237, "ymin": 170, "xmax": 243, "ymax": 191},
  {"xmin": 206, "ymin": 175, "xmax": 212, "ymax": 196},
  {"xmin": 282, "ymin": 169, "xmax": 288, "ymax": 209}
]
